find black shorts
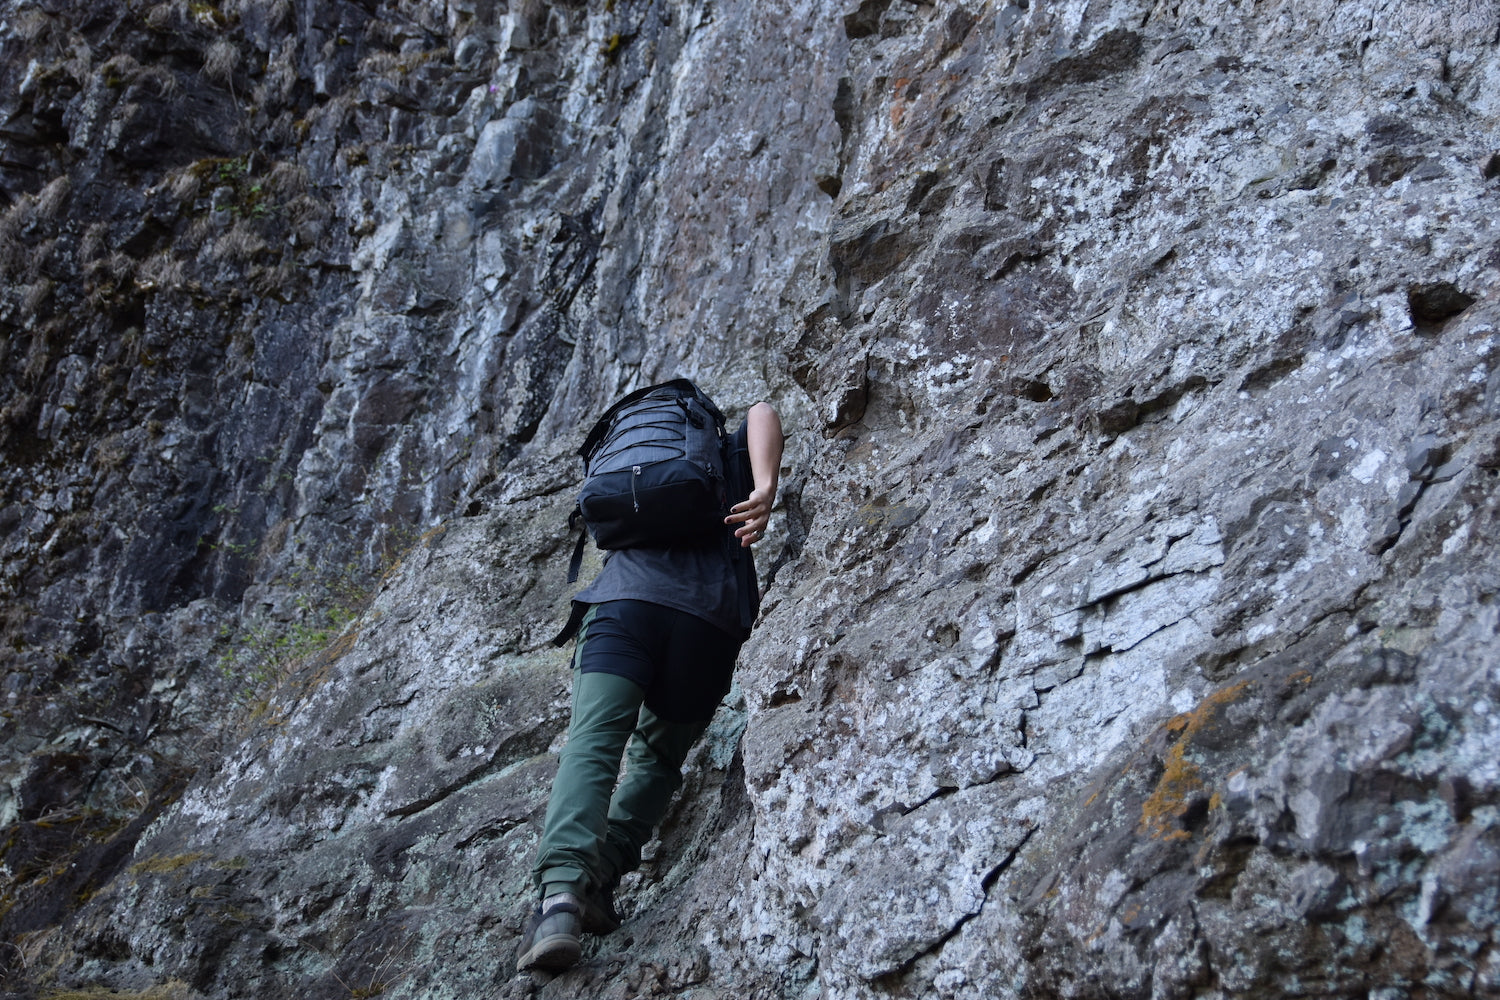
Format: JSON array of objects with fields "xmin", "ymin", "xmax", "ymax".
[{"xmin": 574, "ymin": 600, "xmax": 741, "ymax": 723}]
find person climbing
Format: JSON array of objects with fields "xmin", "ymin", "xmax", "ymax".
[{"xmin": 516, "ymin": 387, "xmax": 785, "ymax": 974}]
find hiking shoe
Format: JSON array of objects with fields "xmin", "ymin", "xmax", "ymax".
[
  {"xmin": 579, "ymin": 883, "xmax": 621, "ymax": 935},
  {"xmin": 516, "ymin": 893, "xmax": 583, "ymax": 972}
]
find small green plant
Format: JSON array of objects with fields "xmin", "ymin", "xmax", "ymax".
[
  {"xmin": 213, "ymin": 557, "xmax": 383, "ymax": 722},
  {"xmin": 210, "ymin": 537, "xmax": 256, "ymax": 556},
  {"xmin": 214, "ymin": 157, "xmax": 248, "ymax": 182},
  {"xmin": 213, "ymin": 523, "xmax": 421, "ymax": 724},
  {"xmin": 190, "ymin": 155, "xmax": 280, "ymax": 221}
]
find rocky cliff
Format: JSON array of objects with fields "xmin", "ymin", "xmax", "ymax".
[{"xmin": 2, "ymin": 0, "xmax": 1499, "ymax": 997}]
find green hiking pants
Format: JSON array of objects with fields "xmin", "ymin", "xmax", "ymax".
[{"xmin": 531, "ymin": 603, "xmax": 736, "ymax": 898}]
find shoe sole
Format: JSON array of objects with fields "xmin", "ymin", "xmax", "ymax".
[{"xmin": 518, "ymin": 933, "xmax": 582, "ymax": 972}]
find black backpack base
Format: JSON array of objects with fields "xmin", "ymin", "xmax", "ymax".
[{"xmin": 579, "ymin": 459, "xmax": 726, "ymax": 551}]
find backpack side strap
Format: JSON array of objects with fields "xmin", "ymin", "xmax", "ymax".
[
  {"xmin": 552, "ymin": 599, "xmax": 589, "ymax": 647},
  {"xmin": 566, "ymin": 506, "xmax": 587, "ymax": 584}
]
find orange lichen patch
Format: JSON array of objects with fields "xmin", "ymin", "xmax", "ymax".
[
  {"xmin": 1138, "ymin": 680, "xmax": 1250, "ymax": 841},
  {"xmin": 890, "ymin": 76, "xmax": 918, "ymax": 128},
  {"xmin": 1139, "ymin": 743, "xmax": 1200, "ymax": 842},
  {"xmin": 319, "ymin": 627, "xmax": 359, "ymax": 664}
]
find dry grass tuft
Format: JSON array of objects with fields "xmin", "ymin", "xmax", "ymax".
[
  {"xmin": 0, "ymin": 202, "xmax": 30, "ymax": 279},
  {"xmin": 79, "ymin": 222, "xmax": 109, "ymax": 264},
  {"xmin": 99, "ymin": 53, "xmax": 142, "ymax": 85},
  {"xmin": 15, "ymin": 8, "xmax": 52, "ymax": 42},
  {"xmin": 183, "ymin": 214, "xmax": 216, "ymax": 252},
  {"xmin": 266, "ymin": 160, "xmax": 309, "ymax": 199},
  {"xmin": 287, "ymin": 194, "xmax": 330, "ymax": 244},
  {"xmin": 34, "ymin": 176, "xmax": 71, "ymax": 221},
  {"xmin": 210, "ymin": 224, "xmax": 267, "ymax": 264},
  {"xmin": 203, "ymin": 39, "xmax": 241, "ymax": 84},
  {"xmin": 130, "ymin": 63, "xmax": 181, "ymax": 99},
  {"xmin": 145, "ymin": 2, "xmax": 180, "ymax": 31},
  {"xmin": 22, "ymin": 325, "xmax": 53, "ymax": 381},
  {"xmin": 168, "ymin": 166, "xmax": 203, "ymax": 205},
  {"xmin": 136, "ymin": 252, "xmax": 187, "ymax": 294},
  {"xmin": 359, "ymin": 51, "xmax": 404, "ymax": 77},
  {"xmin": 83, "ymin": 252, "xmax": 135, "ymax": 308},
  {"xmin": 91, "ymin": 432, "xmax": 132, "ymax": 472},
  {"xmin": 249, "ymin": 257, "xmax": 298, "ymax": 300},
  {"xmin": 260, "ymin": 38, "xmax": 299, "ymax": 104},
  {"xmin": 104, "ymin": 251, "xmax": 134, "ymax": 282},
  {"xmin": 22, "ymin": 279, "xmax": 54, "ymax": 317},
  {"xmin": 28, "ymin": 240, "xmax": 56, "ymax": 283}
]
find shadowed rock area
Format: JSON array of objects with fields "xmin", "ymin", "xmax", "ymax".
[{"xmin": 2, "ymin": 0, "xmax": 1498, "ymax": 997}]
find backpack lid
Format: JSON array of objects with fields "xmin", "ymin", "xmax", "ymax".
[{"xmin": 577, "ymin": 378, "xmax": 726, "ymax": 461}]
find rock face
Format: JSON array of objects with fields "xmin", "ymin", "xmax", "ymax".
[{"xmin": 2, "ymin": 0, "xmax": 1499, "ymax": 998}]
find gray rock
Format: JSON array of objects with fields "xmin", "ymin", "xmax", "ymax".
[{"xmin": 2, "ymin": 0, "xmax": 1499, "ymax": 998}]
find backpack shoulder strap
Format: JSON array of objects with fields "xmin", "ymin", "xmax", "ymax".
[
  {"xmin": 577, "ymin": 379, "xmax": 697, "ymax": 460},
  {"xmin": 578, "ymin": 379, "xmax": 726, "ymax": 460},
  {"xmin": 683, "ymin": 380, "xmax": 727, "ymax": 433}
]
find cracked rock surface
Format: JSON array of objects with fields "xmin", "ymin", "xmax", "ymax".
[{"xmin": 2, "ymin": 0, "xmax": 1499, "ymax": 998}]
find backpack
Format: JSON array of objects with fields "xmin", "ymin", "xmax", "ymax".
[{"xmin": 564, "ymin": 379, "xmax": 731, "ymax": 583}]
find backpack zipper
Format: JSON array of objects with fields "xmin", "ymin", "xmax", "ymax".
[{"xmin": 632, "ymin": 465, "xmax": 641, "ymax": 511}]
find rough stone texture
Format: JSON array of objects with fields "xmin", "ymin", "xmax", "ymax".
[{"xmin": 2, "ymin": 0, "xmax": 1499, "ymax": 998}]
